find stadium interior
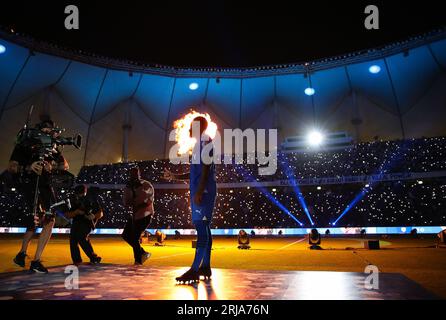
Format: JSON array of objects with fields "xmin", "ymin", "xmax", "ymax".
[{"xmin": 0, "ymin": 23, "xmax": 446, "ymax": 300}]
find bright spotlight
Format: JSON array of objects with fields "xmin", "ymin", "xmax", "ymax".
[
  {"xmin": 189, "ymin": 82, "xmax": 199, "ymax": 90},
  {"xmin": 316, "ymin": 186, "xmax": 321, "ymax": 190},
  {"xmin": 368, "ymin": 65, "xmax": 381, "ymax": 74},
  {"xmin": 307, "ymin": 130, "xmax": 324, "ymax": 147},
  {"xmin": 304, "ymin": 87, "xmax": 315, "ymax": 96},
  {"xmin": 365, "ymin": 184, "xmax": 370, "ymax": 188},
  {"xmin": 417, "ymin": 180, "xmax": 423, "ymax": 185},
  {"xmin": 0, "ymin": 44, "xmax": 6, "ymax": 54}
]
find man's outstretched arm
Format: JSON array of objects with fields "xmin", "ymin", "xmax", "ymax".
[{"xmin": 163, "ymin": 168, "xmax": 189, "ymax": 181}]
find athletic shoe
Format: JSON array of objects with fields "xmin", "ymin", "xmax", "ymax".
[
  {"xmin": 30, "ymin": 260, "xmax": 48, "ymax": 273},
  {"xmin": 135, "ymin": 252, "xmax": 151, "ymax": 265},
  {"xmin": 176, "ymin": 268, "xmax": 199, "ymax": 283},
  {"xmin": 90, "ymin": 256, "xmax": 102, "ymax": 264},
  {"xmin": 13, "ymin": 252, "xmax": 27, "ymax": 268},
  {"xmin": 141, "ymin": 252, "xmax": 151, "ymax": 264},
  {"xmin": 198, "ymin": 266, "xmax": 212, "ymax": 280}
]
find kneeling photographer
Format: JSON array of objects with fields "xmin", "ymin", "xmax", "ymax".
[
  {"xmin": 65, "ymin": 185, "xmax": 103, "ymax": 265},
  {"xmin": 10, "ymin": 116, "xmax": 81, "ymax": 273}
]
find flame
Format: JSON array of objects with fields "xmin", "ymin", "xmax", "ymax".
[{"xmin": 173, "ymin": 110, "xmax": 218, "ymax": 155}]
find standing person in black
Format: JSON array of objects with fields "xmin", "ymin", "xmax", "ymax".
[
  {"xmin": 10, "ymin": 119, "xmax": 69, "ymax": 273},
  {"xmin": 122, "ymin": 166, "xmax": 155, "ymax": 265},
  {"xmin": 65, "ymin": 185, "xmax": 103, "ymax": 265},
  {"xmin": 0, "ymin": 161, "xmax": 20, "ymax": 192}
]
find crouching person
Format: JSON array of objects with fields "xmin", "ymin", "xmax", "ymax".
[{"xmin": 65, "ymin": 185, "xmax": 103, "ymax": 265}]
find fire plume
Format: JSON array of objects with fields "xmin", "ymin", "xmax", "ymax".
[{"xmin": 173, "ymin": 110, "xmax": 218, "ymax": 155}]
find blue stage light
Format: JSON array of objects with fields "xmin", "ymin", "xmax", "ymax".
[
  {"xmin": 333, "ymin": 140, "xmax": 411, "ymax": 225},
  {"xmin": 264, "ymin": 192, "xmax": 304, "ymax": 225},
  {"xmin": 333, "ymin": 189, "xmax": 368, "ymax": 225},
  {"xmin": 368, "ymin": 65, "xmax": 381, "ymax": 74},
  {"xmin": 304, "ymin": 87, "xmax": 315, "ymax": 96},
  {"xmin": 280, "ymin": 158, "xmax": 315, "ymax": 225},
  {"xmin": 0, "ymin": 44, "xmax": 6, "ymax": 54},
  {"xmin": 189, "ymin": 82, "xmax": 199, "ymax": 90},
  {"xmin": 236, "ymin": 165, "xmax": 304, "ymax": 226}
]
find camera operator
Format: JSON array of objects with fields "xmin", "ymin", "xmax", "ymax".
[
  {"xmin": 122, "ymin": 166, "xmax": 154, "ymax": 265},
  {"xmin": 10, "ymin": 119, "xmax": 68, "ymax": 273},
  {"xmin": 65, "ymin": 185, "xmax": 102, "ymax": 265}
]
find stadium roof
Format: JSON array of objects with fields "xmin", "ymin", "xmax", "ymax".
[{"xmin": 1, "ymin": 28, "xmax": 446, "ymax": 174}]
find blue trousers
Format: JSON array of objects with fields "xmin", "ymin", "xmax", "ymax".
[{"xmin": 191, "ymin": 219, "xmax": 212, "ymax": 271}]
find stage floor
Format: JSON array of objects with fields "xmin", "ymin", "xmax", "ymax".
[{"xmin": 0, "ymin": 264, "xmax": 438, "ymax": 300}]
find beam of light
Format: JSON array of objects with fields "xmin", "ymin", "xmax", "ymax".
[
  {"xmin": 332, "ymin": 188, "xmax": 369, "ymax": 226},
  {"xmin": 331, "ymin": 140, "xmax": 411, "ymax": 226},
  {"xmin": 173, "ymin": 109, "xmax": 218, "ymax": 155},
  {"xmin": 263, "ymin": 190, "xmax": 303, "ymax": 226},
  {"xmin": 280, "ymin": 157, "xmax": 314, "ymax": 225},
  {"xmin": 236, "ymin": 165, "xmax": 304, "ymax": 226},
  {"xmin": 54, "ymin": 210, "xmax": 71, "ymax": 223}
]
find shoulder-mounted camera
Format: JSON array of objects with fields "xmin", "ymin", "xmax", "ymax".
[{"xmin": 16, "ymin": 126, "xmax": 82, "ymax": 160}]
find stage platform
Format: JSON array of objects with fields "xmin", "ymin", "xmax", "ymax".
[{"xmin": 0, "ymin": 264, "xmax": 438, "ymax": 300}]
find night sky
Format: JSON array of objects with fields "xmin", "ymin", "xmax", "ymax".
[{"xmin": 1, "ymin": 0, "xmax": 445, "ymax": 67}]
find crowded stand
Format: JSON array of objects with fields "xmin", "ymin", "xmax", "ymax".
[
  {"xmin": 1, "ymin": 136, "xmax": 445, "ymax": 229},
  {"xmin": 76, "ymin": 137, "xmax": 446, "ymax": 185}
]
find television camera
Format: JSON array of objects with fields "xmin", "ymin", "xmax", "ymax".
[
  {"xmin": 16, "ymin": 126, "xmax": 82, "ymax": 161},
  {"xmin": 15, "ymin": 115, "xmax": 82, "ymax": 220}
]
